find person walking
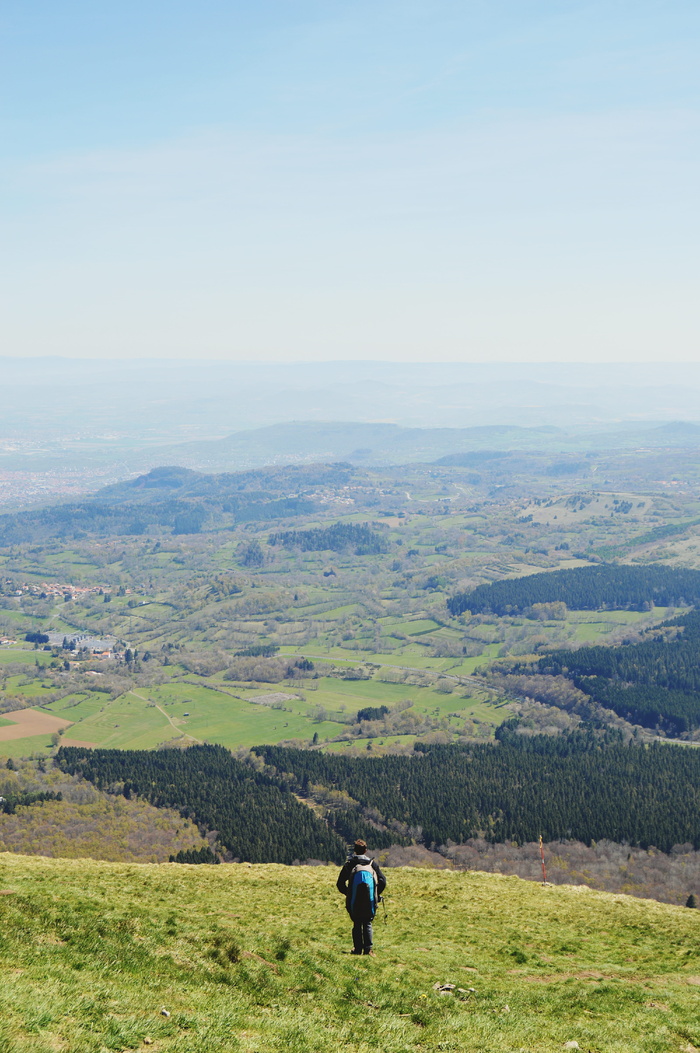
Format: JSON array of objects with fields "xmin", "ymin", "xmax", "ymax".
[{"xmin": 336, "ymin": 839, "xmax": 386, "ymax": 956}]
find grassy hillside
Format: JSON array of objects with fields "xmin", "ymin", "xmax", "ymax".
[{"xmin": 1, "ymin": 855, "xmax": 699, "ymax": 1052}]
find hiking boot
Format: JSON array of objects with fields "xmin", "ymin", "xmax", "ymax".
[
  {"xmin": 363, "ymin": 950, "xmax": 375, "ymax": 956},
  {"xmin": 350, "ymin": 949, "xmax": 363, "ymax": 955}
]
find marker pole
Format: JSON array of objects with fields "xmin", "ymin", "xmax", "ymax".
[{"xmin": 539, "ymin": 835, "xmax": 547, "ymax": 884}]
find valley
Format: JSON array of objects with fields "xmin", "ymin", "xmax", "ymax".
[{"xmin": 2, "ymin": 447, "xmax": 700, "ymax": 910}]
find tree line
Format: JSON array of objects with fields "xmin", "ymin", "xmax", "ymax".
[
  {"xmin": 57, "ymin": 745, "xmax": 346, "ymax": 864},
  {"xmin": 58, "ymin": 731, "xmax": 700, "ymax": 860},
  {"xmin": 257, "ymin": 736, "xmax": 700, "ymax": 853},
  {"xmin": 532, "ymin": 608, "xmax": 700, "ymax": 733},
  {"xmin": 447, "ymin": 564, "xmax": 700, "ymax": 617},
  {"xmin": 1, "ymin": 790, "xmax": 62, "ymax": 815}
]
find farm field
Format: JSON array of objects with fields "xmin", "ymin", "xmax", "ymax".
[
  {"xmin": 23, "ymin": 674, "xmax": 502, "ymax": 753},
  {"xmin": 0, "ymin": 733, "xmax": 58, "ymax": 758},
  {"xmin": 1, "ymin": 853, "xmax": 700, "ymax": 1052},
  {"xmin": 0, "ymin": 647, "xmax": 52, "ymax": 667},
  {"xmin": 0, "ymin": 708, "xmax": 73, "ymax": 742},
  {"xmin": 0, "ymin": 590, "xmax": 691, "ymax": 759}
]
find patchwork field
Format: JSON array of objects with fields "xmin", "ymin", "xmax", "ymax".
[
  {"xmin": 1, "ymin": 462, "xmax": 699, "ymax": 763},
  {"xmin": 0, "ymin": 594, "xmax": 685, "ymax": 759},
  {"xmin": 28, "ymin": 674, "xmax": 500, "ymax": 753}
]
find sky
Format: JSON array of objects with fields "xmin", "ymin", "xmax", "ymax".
[{"xmin": 1, "ymin": 0, "xmax": 698, "ymax": 363}]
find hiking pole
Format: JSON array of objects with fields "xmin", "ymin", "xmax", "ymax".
[{"xmin": 380, "ymin": 894, "xmax": 388, "ymax": 924}]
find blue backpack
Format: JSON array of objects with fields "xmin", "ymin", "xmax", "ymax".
[{"xmin": 349, "ymin": 861, "xmax": 378, "ymax": 920}]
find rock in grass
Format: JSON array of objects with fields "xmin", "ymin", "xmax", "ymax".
[
  {"xmin": 563, "ymin": 1043, "xmax": 580, "ymax": 1050},
  {"xmin": 160, "ymin": 1008, "xmax": 171, "ymax": 1017}
]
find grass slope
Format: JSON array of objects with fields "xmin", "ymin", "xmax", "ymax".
[{"xmin": 1, "ymin": 855, "xmax": 699, "ymax": 1052}]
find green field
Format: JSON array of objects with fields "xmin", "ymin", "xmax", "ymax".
[
  {"xmin": 0, "ymin": 734, "xmax": 55, "ymax": 758},
  {"xmin": 0, "ymin": 592, "xmax": 684, "ymax": 758},
  {"xmin": 0, "ymin": 479, "xmax": 696, "ymax": 764},
  {"xmin": 1, "ymin": 853, "xmax": 700, "ymax": 1052},
  {"xmin": 564, "ymin": 606, "xmax": 681, "ymax": 645},
  {"xmin": 0, "ymin": 648, "xmax": 52, "ymax": 667},
  {"xmin": 25, "ymin": 673, "xmax": 503, "ymax": 753}
]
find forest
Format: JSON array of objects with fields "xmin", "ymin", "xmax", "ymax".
[
  {"xmin": 447, "ymin": 563, "xmax": 700, "ymax": 616},
  {"xmin": 0, "ymin": 463, "xmax": 359, "ymax": 544},
  {"xmin": 528, "ymin": 608, "xmax": 700, "ymax": 733},
  {"xmin": 269, "ymin": 522, "xmax": 387, "ymax": 554},
  {"xmin": 257, "ymin": 737, "xmax": 700, "ymax": 853},
  {"xmin": 258, "ymin": 737, "xmax": 698, "ymax": 850},
  {"xmin": 57, "ymin": 744, "xmax": 346, "ymax": 864},
  {"xmin": 57, "ymin": 735, "xmax": 700, "ymax": 860}
]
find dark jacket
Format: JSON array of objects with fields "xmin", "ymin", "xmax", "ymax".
[{"xmin": 336, "ymin": 854, "xmax": 386, "ymax": 916}]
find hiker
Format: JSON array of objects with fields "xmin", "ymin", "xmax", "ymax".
[{"xmin": 336, "ymin": 839, "xmax": 386, "ymax": 956}]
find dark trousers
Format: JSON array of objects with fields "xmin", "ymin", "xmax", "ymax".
[{"xmin": 352, "ymin": 919, "xmax": 373, "ymax": 953}]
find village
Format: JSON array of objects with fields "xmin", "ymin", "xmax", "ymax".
[{"xmin": 3, "ymin": 578, "xmax": 118, "ymax": 601}]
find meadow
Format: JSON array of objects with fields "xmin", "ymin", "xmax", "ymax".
[
  {"xmin": 1, "ymin": 853, "xmax": 699, "ymax": 1052},
  {"xmin": 34, "ymin": 675, "xmax": 499, "ymax": 751}
]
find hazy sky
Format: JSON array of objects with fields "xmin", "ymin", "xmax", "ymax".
[{"xmin": 1, "ymin": 1, "xmax": 698, "ymax": 362}]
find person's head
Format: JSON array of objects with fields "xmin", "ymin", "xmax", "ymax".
[{"xmin": 354, "ymin": 839, "xmax": 367, "ymax": 856}]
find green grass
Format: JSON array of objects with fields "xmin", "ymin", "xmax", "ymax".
[
  {"xmin": 0, "ymin": 649, "xmax": 51, "ymax": 666},
  {"xmin": 379, "ymin": 618, "xmax": 442, "ymax": 636},
  {"xmin": 52, "ymin": 692, "xmax": 180, "ymax": 750},
  {"xmin": 2, "ymin": 676, "xmax": 57, "ymax": 698},
  {"xmin": 0, "ymin": 734, "xmax": 54, "ymax": 758},
  {"xmin": 34, "ymin": 675, "xmax": 505, "ymax": 753},
  {"xmin": 282, "ymin": 646, "xmax": 455, "ymax": 671},
  {"xmin": 562, "ymin": 606, "xmax": 681, "ymax": 645},
  {"xmin": 1, "ymin": 854, "xmax": 699, "ymax": 1052},
  {"xmin": 40, "ymin": 693, "xmax": 100, "ymax": 719},
  {"xmin": 54, "ymin": 682, "xmax": 347, "ymax": 751},
  {"xmin": 0, "ymin": 715, "xmax": 15, "ymax": 727}
]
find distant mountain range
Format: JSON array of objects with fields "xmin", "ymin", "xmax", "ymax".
[
  {"xmin": 4, "ymin": 358, "xmax": 700, "ymax": 448},
  {"xmin": 149, "ymin": 419, "xmax": 700, "ymax": 474},
  {"xmin": 4, "ymin": 358, "xmax": 700, "ymax": 510}
]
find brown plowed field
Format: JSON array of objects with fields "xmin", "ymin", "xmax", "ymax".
[{"xmin": 0, "ymin": 708, "xmax": 74, "ymax": 742}]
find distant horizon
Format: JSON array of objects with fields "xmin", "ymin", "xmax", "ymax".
[{"xmin": 3, "ymin": 356, "xmax": 700, "ymax": 369}]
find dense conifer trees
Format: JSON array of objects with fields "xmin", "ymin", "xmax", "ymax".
[
  {"xmin": 269, "ymin": 522, "xmax": 386, "ymax": 554},
  {"xmin": 59, "ymin": 737, "xmax": 700, "ymax": 859},
  {"xmin": 259, "ymin": 739, "xmax": 700, "ymax": 852},
  {"xmin": 57, "ymin": 746, "xmax": 345, "ymax": 864},
  {"xmin": 448, "ymin": 565, "xmax": 700, "ymax": 616},
  {"xmin": 536, "ymin": 609, "xmax": 700, "ymax": 732}
]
